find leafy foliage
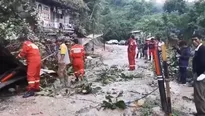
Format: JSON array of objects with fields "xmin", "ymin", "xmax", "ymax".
[
  {"xmin": 89, "ymin": 0, "xmax": 205, "ymax": 41},
  {"xmin": 0, "ymin": 0, "xmax": 37, "ymax": 42},
  {"xmin": 100, "ymin": 0, "xmax": 160, "ymax": 41},
  {"xmin": 163, "ymin": 0, "xmax": 187, "ymax": 14},
  {"xmin": 101, "ymin": 94, "xmax": 126, "ymax": 110},
  {"xmin": 1, "ymin": 0, "xmax": 205, "ymax": 42}
]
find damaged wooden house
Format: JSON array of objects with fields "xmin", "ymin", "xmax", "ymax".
[{"xmin": 35, "ymin": 0, "xmax": 75, "ymax": 37}]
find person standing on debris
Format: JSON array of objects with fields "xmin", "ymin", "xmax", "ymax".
[
  {"xmin": 17, "ymin": 35, "xmax": 41, "ymax": 98},
  {"xmin": 175, "ymin": 41, "xmax": 191, "ymax": 85},
  {"xmin": 127, "ymin": 35, "xmax": 137, "ymax": 70},
  {"xmin": 70, "ymin": 39, "xmax": 85, "ymax": 82},
  {"xmin": 156, "ymin": 36, "xmax": 164, "ymax": 52},
  {"xmin": 148, "ymin": 38, "xmax": 156, "ymax": 60},
  {"xmin": 65, "ymin": 40, "xmax": 73, "ymax": 69},
  {"xmin": 135, "ymin": 39, "xmax": 139, "ymax": 59},
  {"xmin": 155, "ymin": 36, "xmax": 164, "ymax": 66},
  {"xmin": 56, "ymin": 38, "xmax": 70, "ymax": 87},
  {"xmin": 143, "ymin": 40, "xmax": 149, "ymax": 59},
  {"xmin": 192, "ymin": 34, "xmax": 205, "ymax": 115}
]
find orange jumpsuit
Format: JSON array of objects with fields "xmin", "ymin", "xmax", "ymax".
[
  {"xmin": 70, "ymin": 44, "xmax": 85, "ymax": 78},
  {"xmin": 18, "ymin": 41, "xmax": 41, "ymax": 91},
  {"xmin": 148, "ymin": 41, "xmax": 156, "ymax": 59},
  {"xmin": 127, "ymin": 38, "xmax": 137, "ymax": 70}
]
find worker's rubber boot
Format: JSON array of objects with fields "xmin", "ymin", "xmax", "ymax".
[
  {"xmin": 75, "ymin": 78, "xmax": 79, "ymax": 82},
  {"xmin": 23, "ymin": 90, "xmax": 35, "ymax": 98}
]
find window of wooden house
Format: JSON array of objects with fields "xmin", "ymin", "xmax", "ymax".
[
  {"xmin": 43, "ymin": 6, "xmax": 49, "ymax": 11},
  {"xmin": 38, "ymin": 4, "xmax": 42, "ymax": 13},
  {"xmin": 50, "ymin": 7, "xmax": 54, "ymax": 22}
]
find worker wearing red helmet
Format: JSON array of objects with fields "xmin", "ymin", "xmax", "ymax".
[
  {"xmin": 17, "ymin": 35, "xmax": 41, "ymax": 98},
  {"xmin": 70, "ymin": 39, "xmax": 85, "ymax": 82},
  {"xmin": 127, "ymin": 35, "xmax": 137, "ymax": 70}
]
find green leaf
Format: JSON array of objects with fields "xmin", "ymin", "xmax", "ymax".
[
  {"xmin": 102, "ymin": 100, "xmax": 114, "ymax": 110},
  {"xmin": 114, "ymin": 100, "xmax": 126, "ymax": 110}
]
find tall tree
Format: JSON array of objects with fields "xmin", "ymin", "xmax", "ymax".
[
  {"xmin": 163, "ymin": 0, "xmax": 187, "ymax": 14},
  {"xmin": 0, "ymin": 0, "xmax": 37, "ymax": 41}
]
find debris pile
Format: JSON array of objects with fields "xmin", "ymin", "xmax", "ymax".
[{"xmin": 85, "ymin": 56, "xmax": 147, "ymax": 86}]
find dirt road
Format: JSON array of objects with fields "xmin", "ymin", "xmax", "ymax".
[{"xmin": 0, "ymin": 45, "xmax": 195, "ymax": 116}]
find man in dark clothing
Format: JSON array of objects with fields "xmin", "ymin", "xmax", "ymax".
[
  {"xmin": 143, "ymin": 40, "xmax": 149, "ymax": 59},
  {"xmin": 137, "ymin": 42, "xmax": 143, "ymax": 59},
  {"xmin": 192, "ymin": 34, "xmax": 205, "ymax": 115},
  {"xmin": 176, "ymin": 41, "xmax": 191, "ymax": 84}
]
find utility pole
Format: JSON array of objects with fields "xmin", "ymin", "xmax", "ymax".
[
  {"xmin": 162, "ymin": 44, "xmax": 172, "ymax": 115},
  {"xmin": 153, "ymin": 49, "xmax": 167, "ymax": 112},
  {"xmin": 164, "ymin": 12, "xmax": 172, "ymax": 115}
]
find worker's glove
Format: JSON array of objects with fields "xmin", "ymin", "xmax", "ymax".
[
  {"xmin": 19, "ymin": 60, "xmax": 27, "ymax": 65},
  {"xmin": 197, "ymin": 74, "xmax": 205, "ymax": 81}
]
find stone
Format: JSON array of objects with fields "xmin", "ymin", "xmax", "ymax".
[
  {"xmin": 137, "ymin": 99, "xmax": 145, "ymax": 107},
  {"xmin": 82, "ymin": 90, "xmax": 87, "ymax": 93}
]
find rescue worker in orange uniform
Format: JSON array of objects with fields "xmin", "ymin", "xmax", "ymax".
[
  {"xmin": 70, "ymin": 39, "xmax": 85, "ymax": 82},
  {"xmin": 127, "ymin": 35, "xmax": 137, "ymax": 71},
  {"xmin": 17, "ymin": 36, "xmax": 41, "ymax": 98},
  {"xmin": 148, "ymin": 38, "xmax": 156, "ymax": 60}
]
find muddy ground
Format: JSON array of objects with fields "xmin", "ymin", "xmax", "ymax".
[{"xmin": 0, "ymin": 45, "xmax": 195, "ymax": 116}]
